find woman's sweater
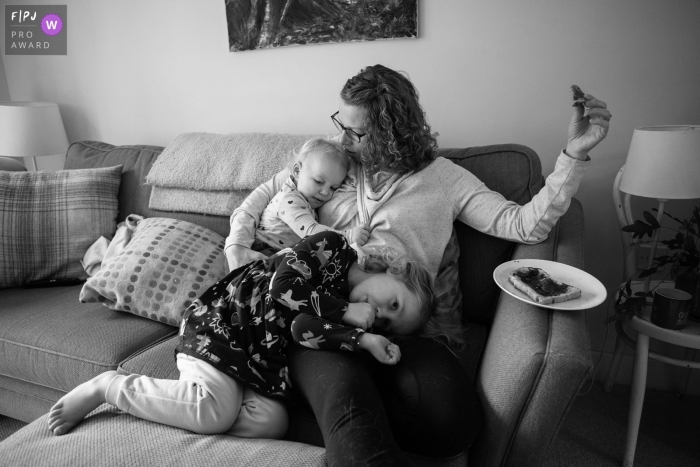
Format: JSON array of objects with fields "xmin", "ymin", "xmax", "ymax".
[{"xmin": 226, "ymin": 152, "xmax": 589, "ymax": 277}]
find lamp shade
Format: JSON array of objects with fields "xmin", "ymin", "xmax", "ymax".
[
  {"xmin": 619, "ymin": 125, "xmax": 700, "ymax": 199},
  {"xmin": 0, "ymin": 102, "xmax": 69, "ymax": 157}
]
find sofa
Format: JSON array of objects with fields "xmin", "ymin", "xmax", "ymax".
[{"xmin": 0, "ymin": 138, "xmax": 593, "ymax": 467}]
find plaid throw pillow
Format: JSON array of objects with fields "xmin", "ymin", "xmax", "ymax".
[{"xmin": 0, "ymin": 166, "xmax": 122, "ymax": 288}]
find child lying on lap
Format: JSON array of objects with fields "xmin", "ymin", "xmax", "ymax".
[{"xmin": 48, "ymin": 231, "xmax": 436, "ymax": 438}]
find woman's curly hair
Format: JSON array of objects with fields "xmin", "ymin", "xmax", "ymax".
[{"xmin": 340, "ymin": 64, "xmax": 438, "ymax": 176}]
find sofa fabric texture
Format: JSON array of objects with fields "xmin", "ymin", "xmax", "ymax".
[
  {"xmin": 0, "ymin": 139, "xmax": 592, "ymax": 467},
  {"xmin": 0, "ymin": 285, "xmax": 176, "ymax": 411},
  {"xmin": 0, "ymin": 166, "xmax": 122, "ymax": 288},
  {"xmin": 79, "ymin": 217, "xmax": 226, "ymax": 326},
  {"xmin": 0, "ymin": 404, "xmax": 328, "ymax": 467}
]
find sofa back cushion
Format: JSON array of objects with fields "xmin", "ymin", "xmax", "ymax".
[
  {"xmin": 438, "ymin": 145, "xmax": 544, "ymax": 326},
  {"xmin": 64, "ymin": 141, "xmax": 233, "ymax": 237},
  {"xmin": 65, "ymin": 141, "xmax": 544, "ymax": 328}
]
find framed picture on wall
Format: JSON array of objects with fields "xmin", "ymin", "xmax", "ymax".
[{"xmin": 225, "ymin": 0, "xmax": 418, "ymax": 52}]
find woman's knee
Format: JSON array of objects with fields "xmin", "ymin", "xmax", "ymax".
[{"xmin": 375, "ymin": 337, "xmax": 482, "ymax": 455}]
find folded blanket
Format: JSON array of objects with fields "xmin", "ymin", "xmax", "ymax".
[
  {"xmin": 149, "ymin": 186, "xmax": 253, "ymax": 217},
  {"xmin": 146, "ymin": 132, "xmax": 322, "ymax": 192}
]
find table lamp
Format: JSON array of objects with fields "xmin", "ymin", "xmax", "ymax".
[
  {"xmin": 617, "ymin": 125, "xmax": 700, "ymax": 318},
  {"xmin": 0, "ymin": 102, "xmax": 69, "ymax": 171}
]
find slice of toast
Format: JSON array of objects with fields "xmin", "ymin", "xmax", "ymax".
[{"xmin": 508, "ymin": 267, "xmax": 581, "ymax": 305}]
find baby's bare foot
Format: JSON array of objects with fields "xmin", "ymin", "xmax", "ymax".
[{"xmin": 48, "ymin": 370, "xmax": 118, "ymax": 436}]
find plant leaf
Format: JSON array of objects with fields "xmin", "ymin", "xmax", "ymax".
[
  {"xmin": 639, "ymin": 267, "xmax": 658, "ymax": 278},
  {"xmin": 643, "ymin": 210, "xmax": 660, "ymax": 229},
  {"xmin": 658, "ymin": 209, "xmax": 683, "ymax": 225},
  {"xmin": 660, "ymin": 238, "xmax": 681, "ymax": 250},
  {"xmin": 621, "ymin": 220, "xmax": 656, "ymax": 239}
]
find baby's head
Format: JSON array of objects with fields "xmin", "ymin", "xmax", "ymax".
[
  {"xmin": 354, "ymin": 247, "xmax": 464, "ymax": 347},
  {"xmin": 292, "ymin": 138, "xmax": 349, "ymax": 209}
]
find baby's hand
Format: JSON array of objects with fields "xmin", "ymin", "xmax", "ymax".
[
  {"xmin": 344, "ymin": 224, "xmax": 370, "ymax": 246},
  {"xmin": 226, "ymin": 245, "xmax": 268, "ymax": 271},
  {"xmin": 342, "ymin": 302, "xmax": 375, "ymax": 330},
  {"xmin": 359, "ymin": 333, "xmax": 401, "ymax": 365}
]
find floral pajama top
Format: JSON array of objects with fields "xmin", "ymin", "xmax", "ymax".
[{"xmin": 176, "ymin": 231, "xmax": 364, "ymax": 399}]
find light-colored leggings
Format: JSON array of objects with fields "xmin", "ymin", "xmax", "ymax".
[{"xmin": 105, "ymin": 353, "xmax": 288, "ymax": 438}]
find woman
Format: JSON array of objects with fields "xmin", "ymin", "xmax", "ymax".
[{"xmin": 225, "ymin": 65, "xmax": 611, "ymax": 465}]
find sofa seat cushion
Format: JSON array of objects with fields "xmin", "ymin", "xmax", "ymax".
[
  {"xmin": 0, "ymin": 374, "xmax": 69, "ymax": 422},
  {"xmin": 0, "ymin": 405, "xmax": 327, "ymax": 467},
  {"xmin": 0, "ymin": 285, "xmax": 176, "ymax": 393}
]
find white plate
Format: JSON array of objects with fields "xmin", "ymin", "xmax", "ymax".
[{"xmin": 493, "ymin": 259, "xmax": 607, "ymax": 310}]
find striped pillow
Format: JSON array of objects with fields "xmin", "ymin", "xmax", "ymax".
[{"xmin": 0, "ymin": 166, "xmax": 122, "ymax": 289}]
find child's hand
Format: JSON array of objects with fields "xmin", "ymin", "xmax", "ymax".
[
  {"xmin": 344, "ymin": 224, "xmax": 370, "ymax": 246},
  {"xmin": 343, "ymin": 302, "xmax": 375, "ymax": 330},
  {"xmin": 226, "ymin": 245, "xmax": 268, "ymax": 271},
  {"xmin": 359, "ymin": 333, "xmax": 401, "ymax": 365}
]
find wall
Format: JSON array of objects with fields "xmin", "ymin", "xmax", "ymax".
[
  {"xmin": 3, "ymin": 0, "xmax": 700, "ymax": 393},
  {"xmin": 0, "ymin": 52, "xmax": 9, "ymax": 100}
]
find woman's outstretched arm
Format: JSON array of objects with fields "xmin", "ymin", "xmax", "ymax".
[{"xmin": 449, "ymin": 93, "xmax": 610, "ymax": 244}]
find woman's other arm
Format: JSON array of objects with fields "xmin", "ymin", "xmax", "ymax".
[
  {"xmin": 225, "ymin": 168, "xmax": 289, "ymax": 270},
  {"xmin": 450, "ymin": 94, "xmax": 610, "ymax": 243},
  {"xmin": 450, "ymin": 154, "xmax": 588, "ymax": 243}
]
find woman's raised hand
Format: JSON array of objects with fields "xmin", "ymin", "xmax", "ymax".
[
  {"xmin": 226, "ymin": 245, "xmax": 268, "ymax": 271},
  {"xmin": 566, "ymin": 93, "xmax": 612, "ymax": 160}
]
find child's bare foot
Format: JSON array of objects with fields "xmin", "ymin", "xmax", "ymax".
[{"xmin": 48, "ymin": 370, "xmax": 118, "ymax": 436}]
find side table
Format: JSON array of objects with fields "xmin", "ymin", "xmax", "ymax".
[{"xmin": 604, "ymin": 298, "xmax": 700, "ymax": 467}]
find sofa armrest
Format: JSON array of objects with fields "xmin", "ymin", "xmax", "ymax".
[{"xmin": 471, "ymin": 198, "xmax": 593, "ymax": 467}]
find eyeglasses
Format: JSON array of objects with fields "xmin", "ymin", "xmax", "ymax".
[{"xmin": 331, "ymin": 112, "xmax": 366, "ymax": 143}]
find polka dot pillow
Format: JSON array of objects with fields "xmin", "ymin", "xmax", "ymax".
[{"xmin": 80, "ymin": 217, "xmax": 226, "ymax": 326}]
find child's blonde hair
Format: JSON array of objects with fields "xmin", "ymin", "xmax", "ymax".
[
  {"xmin": 290, "ymin": 137, "xmax": 350, "ymax": 173},
  {"xmin": 362, "ymin": 247, "xmax": 465, "ymax": 348}
]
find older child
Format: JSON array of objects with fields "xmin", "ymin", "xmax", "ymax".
[
  {"xmin": 47, "ymin": 231, "xmax": 438, "ymax": 439},
  {"xmin": 253, "ymin": 137, "xmax": 369, "ymax": 255}
]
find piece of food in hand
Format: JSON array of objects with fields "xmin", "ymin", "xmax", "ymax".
[
  {"xmin": 570, "ymin": 84, "xmax": 586, "ymax": 107},
  {"xmin": 508, "ymin": 267, "xmax": 582, "ymax": 304}
]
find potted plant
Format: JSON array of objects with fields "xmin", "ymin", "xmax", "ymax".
[{"xmin": 608, "ymin": 205, "xmax": 700, "ymax": 323}]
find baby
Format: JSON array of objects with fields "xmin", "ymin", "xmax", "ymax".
[{"xmin": 253, "ymin": 137, "xmax": 369, "ymax": 253}]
